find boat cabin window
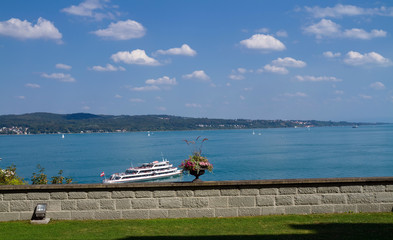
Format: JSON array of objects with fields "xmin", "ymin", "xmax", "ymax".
[{"xmin": 125, "ymin": 170, "xmax": 137, "ymax": 174}]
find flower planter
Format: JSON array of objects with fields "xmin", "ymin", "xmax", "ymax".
[
  {"xmin": 180, "ymin": 137, "xmax": 213, "ymax": 182},
  {"xmin": 190, "ymin": 169, "xmax": 205, "ymax": 182}
]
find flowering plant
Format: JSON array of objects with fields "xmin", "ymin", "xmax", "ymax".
[
  {"xmin": 0, "ymin": 164, "xmax": 25, "ymax": 185},
  {"xmin": 179, "ymin": 137, "xmax": 213, "ymax": 173}
]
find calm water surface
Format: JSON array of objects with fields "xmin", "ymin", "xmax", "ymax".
[{"xmin": 0, "ymin": 125, "xmax": 392, "ymax": 183}]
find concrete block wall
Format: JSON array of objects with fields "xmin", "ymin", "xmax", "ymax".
[{"xmin": 1, "ymin": 177, "xmax": 393, "ymax": 221}]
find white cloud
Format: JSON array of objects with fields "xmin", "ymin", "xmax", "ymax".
[
  {"xmin": 56, "ymin": 63, "xmax": 72, "ymax": 70},
  {"xmin": 255, "ymin": 28, "xmax": 269, "ymax": 33},
  {"xmin": 305, "ymin": 4, "xmax": 393, "ymax": 18},
  {"xmin": 92, "ymin": 20, "xmax": 146, "ymax": 40},
  {"xmin": 130, "ymin": 98, "xmax": 144, "ymax": 103},
  {"xmin": 61, "ymin": 0, "xmax": 115, "ymax": 20},
  {"xmin": 111, "ymin": 49, "xmax": 159, "ymax": 66},
  {"xmin": 344, "ymin": 51, "xmax": 391, "ymax": 66},
  {"xmin": 229, "ymin": 74, "xmax": 245, "ymax": 80},
  {"xmin": 237, "ymin": 68, "xmax": 250, "ymax": 74},
  {"xmin": 90, "ymin": 64, "xmax": 125, "ymax": 71},
  {"xmin": 82, "ymin": 106, "xmax": 90, "ymax": 111},
  {"xmin": 0, "ymin": 17, "xmax": 62, "ymax": 42},
  {"xmin": 370, "ymin": 82, "xmax": 385, "ymax": 90},
  {"xmin": 359, "ymin": 94, "xmax": 372, "ymax": 100},
  {"xmin": 114, "ymin": 94, "xmax": 122, "ymax": 98},
  {"xmin": 130, "ymin": 76, "xmax": 176, "ymax": 92},
  {"xmin": 304, "ymin": 19, "xmax": 340, "ymax": 39},
  {"xmin": 130, "ymin": 85, "xmax": 160, "ymax": 91},
  {"xmin": 185, "ymin": 103, "xmax": 202, "ymax": 108},
  {"xmin": 263, "ymin": 64, "xmax": 288, "ymax": 74},
  {"xmin": 272, "ymin": 57, "xmax": 306, "ymax": 68},
  {"xmin": 260, "ymin": 57, "xmax": 306, "ymax": 75},
  {"xmin": 335, "ymin": 90, "xmax": 344, "ymax": 95},
  {"xmin": 156, "ymin": 44, "xmax": 197, "ymax": 56},
  {"xmin": 41, "ymin": 73, "xmax": 75, "ymax": 82},
  {"xmin": 305, "ymin": 4, "xmax": 366, "ymax": 18},
  {"xmin": 183, "ymin": 70, "xmax": 210, "ymax": 81},
  {"xmin": 304, "ymin": 19, "xmax": 386, "ymax": 40},
  {"xmin": 62, "ymin": 0, "xmax": 103, "ymax": 17},
  {"xmin": 145, "ymin": 76, "xmax": 177, "ymax": 85},
  {"xmin": 323, "ymin": 51, "xmax": 341, "ymax": 58},
  {"xmin": 228, "ymin": 68, "xmax": 253, "ymax": 80},
  {"xmin": 240, "ymin": 34, "xmax": 286, "ymax": 51},
  {"xmin": 25, "ymin": 83, "xmax": 40, "ymax": 88},
  {"xmin": 295, "ymin": 75, "xmax": 342, "ymax": 82},
  {"xmin": 283, "ymin": 92, "xmax": 308, "ymax": 97},
  {"xmin": 276, "ymin": 30, "xmax": 288, "ymax": 37},
  {"xmin": 16, "ymin": 96, "xmax": 26, "ymax": 100},
  {"xmin": 240, "ymin": 95, "xmax": 245, "ymax": 100},
  {"xmin": 343, "ymin": 28, "xmax": 386, "ymax": 39}
]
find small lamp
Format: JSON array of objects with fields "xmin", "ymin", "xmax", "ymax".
[{"xmin": 33, "ymin": 203, "xmax": 47, "ymax": 220}]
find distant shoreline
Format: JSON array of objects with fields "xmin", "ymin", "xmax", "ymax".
[
  {"xmin": 0, "ymin": 112, "xmax": 386, "ymax": 135},
  {"xmin": 1, "ymin": 124, "xmax": 381, "ymax": 136}
]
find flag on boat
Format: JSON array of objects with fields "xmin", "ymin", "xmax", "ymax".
[{"xmin": 100, "ymin": 171, "xmax": 105, "ymax": 177}]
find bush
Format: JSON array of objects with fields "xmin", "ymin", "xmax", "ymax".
[
  {"xmin": 0, "ymin": 164, "xmax": 26, "ymax": 185},
  {"xmin": 51, "ymin": 170, "xmax": 73, "ymax": 184},
  {"xmin": 31, "ymin": 164, "xmax": 48, "ymax": 184},
  {"xmin": 31, "ymin": 165, "xmax": 73, "ymax": 184}
]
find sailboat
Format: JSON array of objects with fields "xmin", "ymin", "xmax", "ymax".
[{"xmin": 62, "ymin": 134, "xmax": 65, "ymax": 139}]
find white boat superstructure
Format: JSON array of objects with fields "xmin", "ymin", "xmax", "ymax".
[{"xmin": 103, "ymin": 159, "xmax": 182, "ymax": 183}]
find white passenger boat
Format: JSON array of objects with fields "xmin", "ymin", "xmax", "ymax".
[{"xmin": 103, "ymin": 159, "xmax": 182, "ymax": 183}]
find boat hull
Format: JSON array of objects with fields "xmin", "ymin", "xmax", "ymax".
[{"xmin": 103, "ymin": 170, "xmax": 182, "ymax": 184}]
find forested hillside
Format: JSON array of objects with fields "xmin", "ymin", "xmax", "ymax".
[{"xmin": 0, "ymin": 112, "xmax": 366, "ymax": 134}]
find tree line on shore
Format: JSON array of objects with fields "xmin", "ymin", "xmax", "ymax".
[{"xmin": 0, "ymin": 112, "xmax": 367, "ymax": 135}]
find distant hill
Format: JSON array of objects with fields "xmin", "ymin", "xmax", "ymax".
[{"xmin": 0, "ymin": 112, "xmax": 370, "ymax": 134}]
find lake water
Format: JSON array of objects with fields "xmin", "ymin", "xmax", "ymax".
[{"xmin": 1, "ymin": 124, "xmax": 392, "ymax": 184}]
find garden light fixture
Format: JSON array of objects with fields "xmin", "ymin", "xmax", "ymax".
[{"xmin": 33, "ymin": 203, "xmax": 47, "ymax": 220}]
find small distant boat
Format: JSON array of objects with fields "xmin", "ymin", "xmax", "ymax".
[
  {"xmin": 62, "ymin": 134, "xmax": 65, "ymax": 139},
  {"xmin": 252, "ymin": 130, "xmax": 255, "ymax": 135},
  {"xmin": 147, "ymin": 131, "xmax": 150, "ymax": 137},
  {"xmin": 352, "ymin": 125, "xmax": 359, "ymax": 128},
  {"xmin": 103, "ymin": 158, "xmax": 182, "ymax": 184}
]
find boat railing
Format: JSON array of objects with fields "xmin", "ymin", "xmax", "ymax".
[{"xmin": 129, "ymin": 162, "xmax": 170, "ymax": 170}]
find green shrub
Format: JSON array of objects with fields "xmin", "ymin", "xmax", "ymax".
[
  {"xmin": 0, "ymin": 164, "xmax": 26, "ymax": 185},
  {"xmin": 31, "ymin": 164, "xmax": 48, "ymax": 184},
  {"xmin": 32, "ymin": 165, "xmax": 73, "ymax": 184},
  {"xmin": 51, "ymin": 170, "xmax": 73, "ymax": 184}
]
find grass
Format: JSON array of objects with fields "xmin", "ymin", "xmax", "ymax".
[{"xmin": 1, "ymin": 213, "xmax": 393, "ymax": 240}]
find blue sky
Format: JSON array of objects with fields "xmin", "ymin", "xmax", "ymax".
[{"xmin": 0, "ymin": 0, "xmax": 392, "ymax": 122}]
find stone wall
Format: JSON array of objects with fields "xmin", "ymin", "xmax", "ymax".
[{"xmin": 1, "ymin": 177, "xmax": 393, "ymax": 221}]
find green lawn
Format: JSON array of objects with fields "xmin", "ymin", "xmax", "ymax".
[{"xmin": 1, "ymin": 213, "xmax": 393, "ymax": 240}]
